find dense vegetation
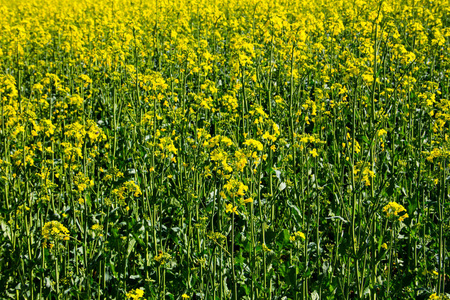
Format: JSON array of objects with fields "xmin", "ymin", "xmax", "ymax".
[{"xmin": 0, "ymin": 0, "xmax": 449, "ymax": 299}]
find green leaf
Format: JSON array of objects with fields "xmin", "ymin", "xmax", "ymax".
[{"xmin": 278, "ymin": 229, "xmax": 290, "ymax": 245}]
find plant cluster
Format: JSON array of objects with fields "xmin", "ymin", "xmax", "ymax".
[{"xmin": 0, "ymin": 0, "xmax": 449, "ymax": 299}]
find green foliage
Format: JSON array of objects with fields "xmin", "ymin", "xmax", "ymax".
[{"xmin": 0, "ymin": 0, "xmax": 450, "ymax": 299}]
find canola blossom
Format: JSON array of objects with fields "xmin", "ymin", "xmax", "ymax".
[
  {"xmin": 125, "ymin": 289, "xmax": 145, "ymax": 300},
  {"xmin": 41, "ymin": 221, "xmax": 70, "ymax": 249},
  {"xmin": 383, "ymin": 201, "xmax": 409, "ymax": 222},
  {"xmin": 0, "ymin": 0, "xmax": 449, "ymax": 298}
]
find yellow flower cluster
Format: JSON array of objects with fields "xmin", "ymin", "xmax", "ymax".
[
  {"xmin": 425, "ymin": 148, "xmax": 450, "ymax": 162},
  {"xmin": 112, "ymin": 181, "xmax": 142, "ymax": 206},
  {"xmin": 382, "ymin": 202, "xmax": 409, "ymax": 222},
  {"xmin": 289, "ymin": 231, "xmax": 306, "ymax": 242},
  {"xmin": 1, "ymin": 0, "xmax": 449, "ymax": 297},
  {"xmin": 223, "ymin": 178, "xmax": 248, "ymax": 198},
  {"xmin": 42, "ymin": 221, "xmax": 70, "ymax": 248},
  {"xmin": 207, "ymin": 231, "xmax": 227, "ymax": 244},
  {"xmin": 354, "ymin": 162, "xmax": 376, "ymax": 186},
  {"xmin": 125, "ymin": 288, "xmax": 145, "ymax": 300},
  {"xmin": 154, "ymin": 251, "xmax": 172, "ymax": 265},
  {"xmin": 243, "ymin": 139, "xmax": 263, "ymax": 151},
  {"xmin": 225, "ymin": 204, "xmax": 239, "ymax": 215},
  {"xmin": 428, "ymin": 293, "xmax": 444, "ymax": 300}
]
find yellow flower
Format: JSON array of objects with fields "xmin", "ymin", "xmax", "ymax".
[
  {"xmin": 262, "ymin": 131, "xmax": 277, "ymax": 142},
  {"xmin": 243, "ymin": 197, "xmax": 253, "ymax": 204},
  {"xmin": 42, "ymin": 221, "xmax": 70, "ymax": 247},
  {"xmin": 125, "ymin": 288, "xmax": 144, "ymax": 300},
  {"xmin": 154, "ymin": 251, "xmax": 171, "ymax": 265},
  {"xmin": 290, "ymin": 231, "xmax": 306, "ymax": 241},
  {"xmin": 429, "ymin": 293, "xmax": 440, "ymax": 300},
  {"xmin": 295, "ymin": 231, "xmax": 306, "ymax": 240},
  {"xmin": 262, "ymin": 243, "xmax": 271, "ymax": 252},
  {"xmin": 225, "ymin": 204, "xmax": 238, "ymax": 215},
  {"xmin": 243, "ymin": 139, "xmax": 263, "ymax": 151},
  {"xmin": 382, "ymin": 202, "xmax": 409, "ymax": 222},
  {"xmin": 92, "ymin": 224, "xmax": 103, "ymax": 230},
  {"xmin": 309, "ymin": 148, "xmax": 319, "ymax": 158},
  {"xmin": 377, "ymin": 129, "xmax": 387, "ymax": 136},
  {"xmin": 182, "ymin": 294, "xmax": 190, "ymax": 299},
  {"xmin": 223, "ymin": 178, "xmax": 248, "ymax": 198}
]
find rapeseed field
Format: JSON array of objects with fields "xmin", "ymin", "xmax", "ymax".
[{"xmin": 0, "ymin": 0, "xmax": 449, "ymax": 299}]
